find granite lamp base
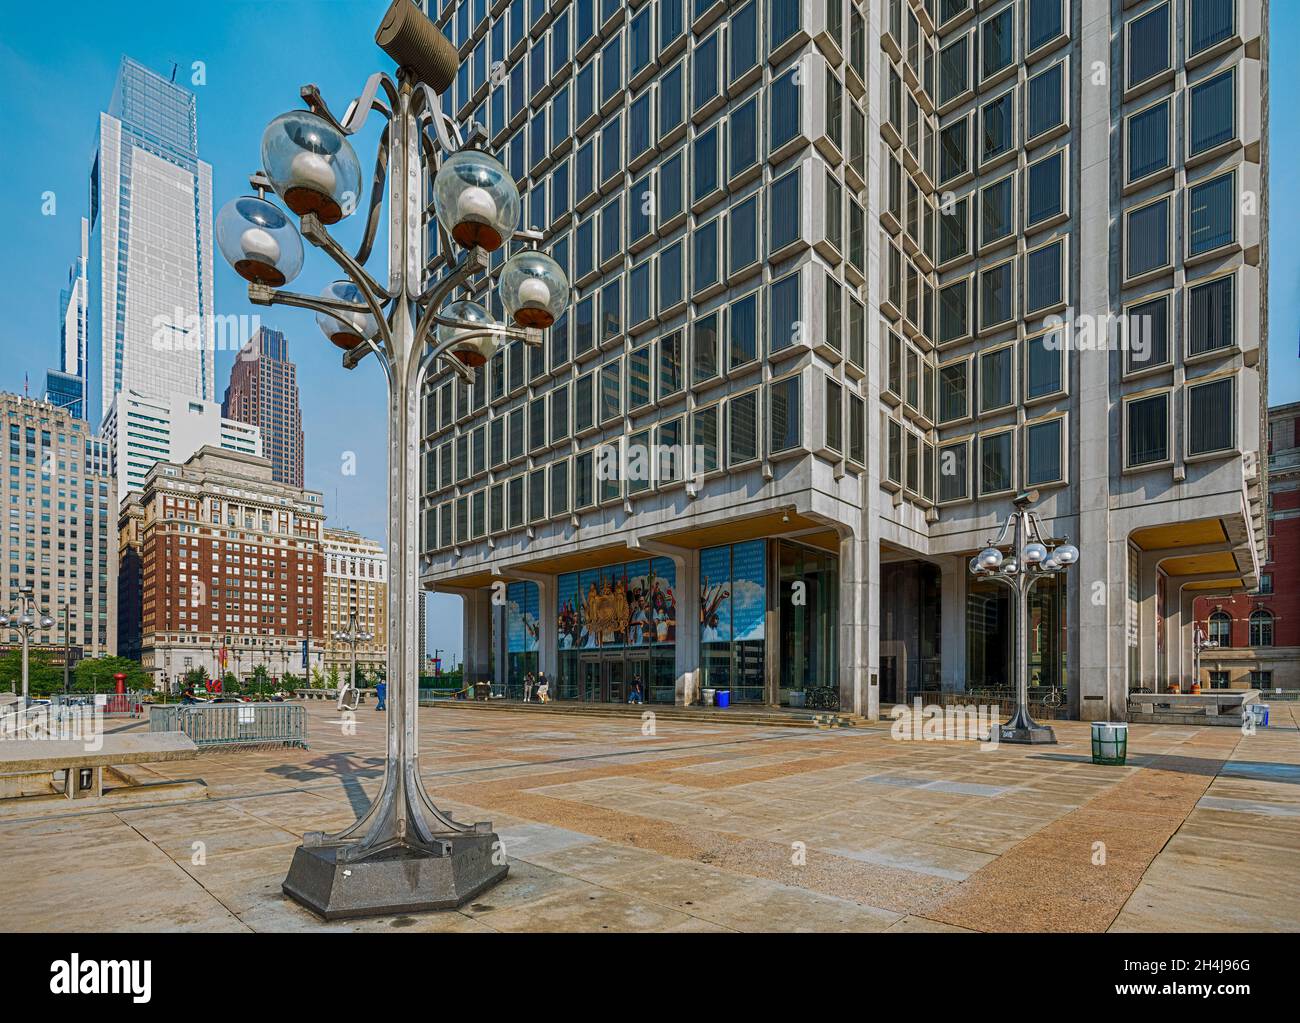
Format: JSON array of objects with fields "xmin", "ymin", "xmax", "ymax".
[
  {"xmin": 282, "ymin": 832, "xmax": 507, "ymax": 920},
  {"xmin": 999, "ymin": 723, "xmax": 1058, "ymax": 745}
]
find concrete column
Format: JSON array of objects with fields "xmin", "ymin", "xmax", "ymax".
[
  {"xmin": 451, "ymin": 587, "xmax": 493, "ymax": 683},
  {"xmin": 1074, "ymin": 0, "xmax": 1119, "ymax": 722},
  {"xmin": 939, "ymin": 557, "xmax": 966, "ymax": 693},
  {"xmin": 838, "ymin": 532, "xmax": 877, "ymax": 719}
]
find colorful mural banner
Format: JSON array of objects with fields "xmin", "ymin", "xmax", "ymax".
[
  {"xmin": 556, "ymin": 557, "xmax": 676, "ymax": 650},
  {"xmin": 506, "ymin": 581, "xmax": 540, "ymax": 654}
]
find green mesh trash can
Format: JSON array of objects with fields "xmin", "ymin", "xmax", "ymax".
[{"xmin": 1091, "ymin": 722, "xmax": 1128, "ymax": 766}]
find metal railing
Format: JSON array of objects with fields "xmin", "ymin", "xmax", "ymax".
[
  {"xmin": 149, "ymin": 702, "xmax": 308, "ymax": 749},
  {"xmin": 50, "ymin": 692, "xmax": 148, "ymax": 717},
  {"xmin": 900, "ymin": 687, "xmax": 1071, "ymax": 721}
]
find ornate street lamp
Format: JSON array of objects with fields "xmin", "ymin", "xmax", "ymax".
[
  {"xmin": 968, "ymin": 491, "xmax": 1080, "ymax": 745},
  {"xmin": 214, "ymin": 0, "xmax": 567, "ymax": 918},
  {"xmin": 335, "ymin": 611, "xmax": 375, "ymax": 711},
  {"xmin": 0, "ymin": 584, "xmax": 56, "ymax": 709}
]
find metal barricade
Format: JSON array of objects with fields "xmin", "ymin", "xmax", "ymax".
[{"xmin": 149, "ymin": 702, "xmax": 309, "ymax": 749}]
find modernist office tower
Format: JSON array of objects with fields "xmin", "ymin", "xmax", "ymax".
[
  {"xmin": 85, "ymin": 57, "xmax": 216, "ymax": 429},
  {"xmin": 222, "ymin": 327, "xmax": 305, "ymax": 488},
  {"xmin": 48, "ymin": 217, "xmax": 91, "ymax": 420},
  {"xmin": 417, "ymin": 0, "xmax": 1267, "ymax": 721}
]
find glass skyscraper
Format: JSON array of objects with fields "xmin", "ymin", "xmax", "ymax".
[{"xmin": 85, "ymin": 57, "xmax": 215, "ymax": 430}]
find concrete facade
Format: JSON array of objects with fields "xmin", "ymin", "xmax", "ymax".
[{"xmin": 417, "ymin": 0, "xmax": 1267, "ymax": 720}]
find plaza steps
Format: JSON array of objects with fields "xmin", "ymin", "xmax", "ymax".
[{"xmin": 424, "ymin": 698, "xmax": 867, "ymax": 730}]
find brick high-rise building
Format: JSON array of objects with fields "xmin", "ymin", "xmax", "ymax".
[
  {"xmin": 1194, "ymin": 403, "xmax": 1300, "ymax": 691},
  {"xmin": 119, "ymin": 446, "xmax": 325, "ymax": 691},
  {"xmin": 222, "ymin": 327, "xmax": 304, "ymax": 488}
]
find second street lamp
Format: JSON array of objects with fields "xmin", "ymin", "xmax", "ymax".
[
  {"xmin": 968, "ymin": 491, "xmax": 1080, "ymax": 745},
  {"xmin": 0, "ymin": 584, "xmax": 56, "ymax": 709},
  {"xmin": 215, "ymin": 0, "xmax": 569, "ymax": 919},
  {"xmin": 335, "ymin": 612, "xmax": 375, "ymax": 712}
]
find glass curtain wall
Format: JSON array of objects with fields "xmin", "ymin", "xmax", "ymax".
[
  {"xmin": 504, "ymin": 581, "xmax": 539, "ymax": 697},
  {"xmin": 778, "ymin": 541, "xmax": 840, "ymax": 705},
  {"xmin": 966, "ymin": 570, "xmax": 1068, "ymax": 703},
  {"xmin": 700, "ymin": 540, "xmax": 766, "ymax": 703}
]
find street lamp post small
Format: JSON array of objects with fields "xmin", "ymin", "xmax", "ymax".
[
  {"xmin": 1193, "ymin": 624, "xmax": 1218, "ymax": 692},
  {"xmin": 968, "ymin": 491, "xmax": 1081, "ymax": 745},
  {"xmin": 215, "ymin": 0, "xmax": 569, "ymax": 917},
  {"xmin": 0, "ymin": 584, "xmax": 57, "ymax": 708},
  {"xmin": 335, "ymin": 611, "xmax": 375, "ymax": 712}
]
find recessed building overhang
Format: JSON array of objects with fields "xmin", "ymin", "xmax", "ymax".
[
  {"xmin": 1130, "ymin": 519, "xmax": 1228, "ymax": 551},
  {"xmin": 654, "ymin": 510, "xmax": 841, "ymax": 553},
  {"xmin": 1159, "ymin": 551, "xmax": 1240, "ymax": 577},
  {"xmin": 1181, "ymin": 577, "xmax": 1246, "ymax": 591}
]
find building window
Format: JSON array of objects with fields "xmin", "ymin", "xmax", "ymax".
[
  {"xmin": 1258, "ymin": 573, "xmax": 1273, "ymax": 595},
  {"xmin": 938, "ymin": 360, "xmax": 969, "ymax": 423},
  {"xmin": 981, "ymin": 90, "xmax": 1014, "ymax": 163},
  {"xmin": 693, "ymin": 404, "xmax": 719, "ymax": 474},
  {"xmin": 1189, "ymin": 0, "xmax": 1236, "ymax": 57},
  {"xmin": 979, "ymin": 346, "xmax": 1013, "ymax": 414},
  {"xmin": 938, "ymin": 279, "xmax": 970, "ymax": 344},
  {"xmin": 1188, "ymin": 171, "xmax": 1235, "ymax": 256},
  {"xmin": 978, "ymin": 260, "xmax": 1015, "ymax": 332},
  {"xmin": 1026, "ymin": 148, "xmax": 1064, "ymax": 227},
  {"xmin": 1209, "ymin": 670, "xmax": 1230, "ymax": 689},
  {"xmin": 1125, "ymin": 392, "xmax": 1170, "ymax": 467},
  {"xmin": 1187, "ymin": 377, "xmax": 1234, "ymax": 456},
  {"xmin": 770, "ymin": 65, "xmax": 801, "ymax": 150},
  {"xmin": 824, "ymin": 377, "xmax": 842, "ymax": 452},
  {"xmin": 939, "ymin": 196, "xmax": 969, "ymax": 264},
  {"xmin": 1025, "ymin": 417, "xmax": 1064, "ymax": 487},
  {"xmin": 770, "ymin": 374, "xmax": 801, "ymax": 453},
  {"xmin": 979, "ymin": 431, "xmax": 1014, "ymax": 495},
  {"xmin": 938, "ymin": 440, "xmax": 968, "ymax": 502},
  {"xmin": 1188, "ymin": 274, "xmax": 1235, "ymax": 357},
  {"xmin": 1189, "ymin": 68, "xmax": 1236, "ymax": 156},
  {"xmin": 729, "ymin": 292, "xmax": 759, "ymax": 369},
  {"xmin": 1025, "ymin": 330, "xmax": 1064, "ymax": 400},
  {"xmin": 980, "ymin": 4, "xmax": 1015, "ymax": 82},
  {"xmin": 980, "ymin": 175, "xmax": 1014, "ymax": 249},
  {"xmin": 770, "ymin": 166, "xmax": 801, "ymax": 251},
  {"xmin": 1127, "ymin": 2, "xmax": 1172, "ymax": 90},
  {"xmin": 1025, "ymin": 239, "xmax": 1064, "ymax": 315},
  {"xmin": 938, "ymin": 34, "xmax": 969, "ymax": 107},
  {"xmin": 628, "ymin": 345, "xmax": 652, "ymax": 410},
  {"xmin": 1249, "ymin": 610, "xmax": 1274, "ymax": 647},
  {"xmin": 729, "ymin": 194, "xmax": 760, "ymax": 275},
  {"xmin": 1127, "ymin": 97, "xmax": 1171, "ymax": 182},
  {"xmin": 659, "ymin": 330, "xmax": 684, "ymax": 398},
  {"xmin": 1125, "ymin": 196, "xmax": 1170, "ymax": 279},
  {"xmin": 1208, "ymin": 609, "xmax": 1232, "ymax": 646},
  {"xmin": 1027, "ymin": 0, "xmax": 1066, "ymax": 53},
  {"xmin": 728, "ymin": 391, "xmax": 759, "ymax": 465},
  {"xmin": 939, "ymin": 117, "xmax": 969, "ymax": 185},
  {"xmin": 1026, "ymin": 61, "xmax": 1065, "ymax": 140},
  {"xmin": 730, "ymin": 0, "xmax": 759, "ymax": 82},
  {"xmin": 693, "ymin": 313, "xmax": 720, "ymax": 386},
  {"xmin": 730, "ymin": 96, "xmax": 760, "ymax": 178},
  {"xmin": 1125, "ymin": 293, "xmax": 1171, "ymax": 373},
  {"xmin": 769, "ymin": 270, "xmax": 801, "ymax": 354}
]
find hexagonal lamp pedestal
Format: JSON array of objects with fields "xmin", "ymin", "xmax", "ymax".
[
  {"xmin": 282, "ymin": 830, "xmax": 507, "ymax": 920},
  {"xmin": 998, "ymin": 705, "xmax": 1058, "ymax": 746}
]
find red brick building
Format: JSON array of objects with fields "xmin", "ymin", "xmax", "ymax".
[
  {"xmin": 119, "ymin": 446, "xmax": 326, "ymax": 691},
  {"xmin": 1193, "ymin": 403, "xmax": 1300, "ymax": 691}
]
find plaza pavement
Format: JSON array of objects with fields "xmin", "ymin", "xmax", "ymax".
[{"xmin": 1, "ymin": 699, "xmax": 1298, "ymax": 932}]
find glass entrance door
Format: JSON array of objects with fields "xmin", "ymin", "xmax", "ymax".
[
  {"xmin": 603, "ymin": 656, "xmax": 626, "ymax": 703},
  {"xmin": 581, "ymin": 657, "xmax": 602, "ymax": 701}
]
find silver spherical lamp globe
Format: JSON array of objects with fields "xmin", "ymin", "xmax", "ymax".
[
  {"xmin": 261, "ymin": 110, "xmax": 363, "ymax": 225},
  {"xmin": 977, "ymin": 547, "xmax": 1004, "ymax": 571},
  {"xmin": 499, "ymin": 249, "xmax": 569, "ymax": 328},
  {"xmin": 437, "ymin": 300, "xmax": 497, "ymax": 367},
  {"xmin": 315, "ymin": 281, "xmax": 377, "ymax": 351},
  {"xmin": 216, "ymin": 196, "xmax": 305, "ymax": 287},
  {"xmin": 1022, "ymin": 542, "xmax": 1049, "ymax": 565},
  {"xmin": 1054, "ymin": 544, "xmax": 1079, "ymax": 566},
  {"xmin": 432, "ymin": 150, "xmax": 520, "ymax": 251}
]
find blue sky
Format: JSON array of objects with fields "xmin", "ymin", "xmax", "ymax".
[{"xmin": 0, "ymin": 1, "xmax": 1297, "ymax": 667}]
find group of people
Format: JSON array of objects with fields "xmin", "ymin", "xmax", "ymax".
[{"xmin": 522, "ymin": 671, "xmax": 551, "ymax": 703}]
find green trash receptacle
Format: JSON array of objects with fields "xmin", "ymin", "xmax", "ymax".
[{"xmin": 1091, "ymin": 721, "xmax": 1128, "ymax": 765}]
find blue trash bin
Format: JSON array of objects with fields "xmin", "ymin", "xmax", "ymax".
[{"xmin": 716, "ymin": 690, "xmax": 731, "ymax": 708}]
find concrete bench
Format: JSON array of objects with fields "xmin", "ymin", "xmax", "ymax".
[
  {"xmin": 1128, "ymin": 689, "xmax": 1259, "ymax": 727},
  {"xmin": 0, "ymin": 731, "xmax": 198, "ymax": 801}
]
